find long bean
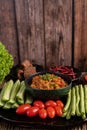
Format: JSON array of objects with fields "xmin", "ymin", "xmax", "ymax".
[
  {"xmin": 71, "ymin": 87, "xmax": 76, "ymax": 116},
  {"xmin": 75, "ymin": 85, "xmax": 81, "ymax": 116},
  {"xmin": 63, "ymin": 89, "xmax": 71, "ymax": 112},
  {"xmin": 66, "ymin": 105, "xmax": 71, "ymax": 120},
  {"xmin": 84, "ymin": 84, "xmax": 87, "ymax": 113},
  {"xmin": 62, "ymin": 111, "xmax": 67, "ymax": 117},
  {"xmin": 79, "ymin": 84, "xmax": 85, "ymax": 116}
]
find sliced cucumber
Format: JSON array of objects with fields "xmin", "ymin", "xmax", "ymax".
[
  {"xmin": 8, "ymin": 79, "xmax": 20, "ymax": 104},
  {"xmin": 3, "ymin": 101, "xmax": 12, "ymax": 109},
  {"xmin": 25, "ymin": 91, "xmax": 33, "ymax": 104},
  {"xmin": 0, "ymin": 83, "xmax": 7, "ymax": 107},
  {"xmin": 12, "ymin": 102, "xmax": 19, "ymax": 109},
  {"xmin": 16, "ymin": 81, "xmax": 26, "ymax": 104},
  {"xmin": 2, "ymin": 80, "xmax": 14, "ymax": 102}
]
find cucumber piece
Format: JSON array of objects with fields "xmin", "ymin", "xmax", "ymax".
[
  {"xmin": 3, "ymin": 101, "xmax": 12, "ymax": 109},
  {"xmin": 25, "ymin": 91, "xmax": 33, "ymax": 104},
  {"xmin": 16, "ymin": 81, "xmax": 26, "ymax": 104},
  {"xmin": 8, "ymin": 80, "xmax": 20, "ymax": 104},
  {"xmin": 0, "ymin": 83, "xmax": 7, "ymax": 107},
  {"xmin": 12, "ymin": 102, "xmax": 19, "ymax": 109},
  {"xmin": 2, "ymin": 80, "xmax": 14, "ymax": 102},
  {"xmin": 82, "ymin": 113, "xmax": 86, "ymax": 120}
]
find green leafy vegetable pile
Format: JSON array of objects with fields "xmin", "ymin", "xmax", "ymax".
[{"xmin": 0, "ymin": 42, "xmax": 14, "ymax": 84}]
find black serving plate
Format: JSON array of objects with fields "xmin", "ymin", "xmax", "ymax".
[
  {"xmin": 0, "ymin": 65, "xmax": 86, "ymax": 128},
  {"xmin": 0, "ymin": 77, "xmax": 87, "ymax": 129},
  {"xmin": 0, "ymin": 107, "xmax": 87, "ymax": 129}
]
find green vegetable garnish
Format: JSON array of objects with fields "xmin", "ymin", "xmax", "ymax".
[
  {"xmin": 40, "ymin": 73, "xmax": 58, "ymax": 81},
  {"xmin": 0, "ymin": 42, "xmax": 14, "ymax": 84}
]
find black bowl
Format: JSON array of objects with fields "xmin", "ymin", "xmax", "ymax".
[{"xmin": 25, "ymin": 71, "xmax": 72, "ymax": 101}]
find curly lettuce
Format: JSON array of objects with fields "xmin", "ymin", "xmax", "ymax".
[{"xmin": 0, "ymin": 42, "xmax": 14, "ymax": 84}]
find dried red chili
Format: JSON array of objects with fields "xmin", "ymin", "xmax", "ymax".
[{"xmin": 49, "ymin": 66, "xmax": 76, "ymax": 79}]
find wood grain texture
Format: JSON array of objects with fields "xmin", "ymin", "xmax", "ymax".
[
  {"xmin": 0, "ymin": 0, "xmax": 19, "ymax": 65},
  {"xmin": 0, "ymin": 0, "xmax": 87, "ymax": 130},
  {"xmin": 15, "ymin": 0, "xmax": 45, "ymax": 67},
  {"xmin": 74, "ymin": 0, "xmax": 87, "ymax": 71},
  {"xmin": 44, "ymin": 0, "xmax": 72, "ymax": 68}
]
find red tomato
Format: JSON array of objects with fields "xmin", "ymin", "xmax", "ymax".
[
  {"xmin": 84, "ymin": 75, "xmax": 87, "ymax": 81},
  {"xmin": 33, "ymin": 100, "xmax": 45, "ymax": 109},
  {"xmin": 16, "ymin": 104, "xmax": 31, "ymax": 115},
  {"xmin": 39, "ymin": 108, "xmax": 47, "ymax": 119},
  {"xmin": 56, "ymin": 100, "xmax": 64, "ymax": 109},
  {"xmin": 26, "ymin": 106, "xmax": 39, "ymax": 117},
  {"xmin": 55, "ymin": 106, "xmax": 63, "ymax": 117},
  {"xmin": 45, "ymin": 100, "xmax": 57, "ymax": 108},
  {"xmin": 46, "ymin": 106, "xmax": 55, "ymax": 118}
]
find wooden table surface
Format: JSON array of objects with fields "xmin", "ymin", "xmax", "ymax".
[{"xmin": 0, "ymin": 120, "xmax": 87, "ymax": 130}]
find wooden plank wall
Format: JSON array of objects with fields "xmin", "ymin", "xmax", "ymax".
[
  {"xmin": 0, "ymin": 0, "xmax": 19, "ymax": 64},
  {"xmin": 15, "ymin": 0, "xmax": 45, "ymax": 66},
  {"xmin": 74, "ymin": 0, "xmax": 87, "ymax": 71},
  {"xmin": 44, "ymin": 0, "xmax": 72, "ymax": 67},
  {"xmin": 0, "ymin": 0, "xmax": 87, "ymax": 71}
]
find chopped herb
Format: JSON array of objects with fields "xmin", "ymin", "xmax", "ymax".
[{"xmin": 40, "ymin": 73, "xmax": 58, "ymax": 81}]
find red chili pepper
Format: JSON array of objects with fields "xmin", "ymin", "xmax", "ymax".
[{"xmin": 49, "ymin": 66, "xmax": 76, "ymax": 79}]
